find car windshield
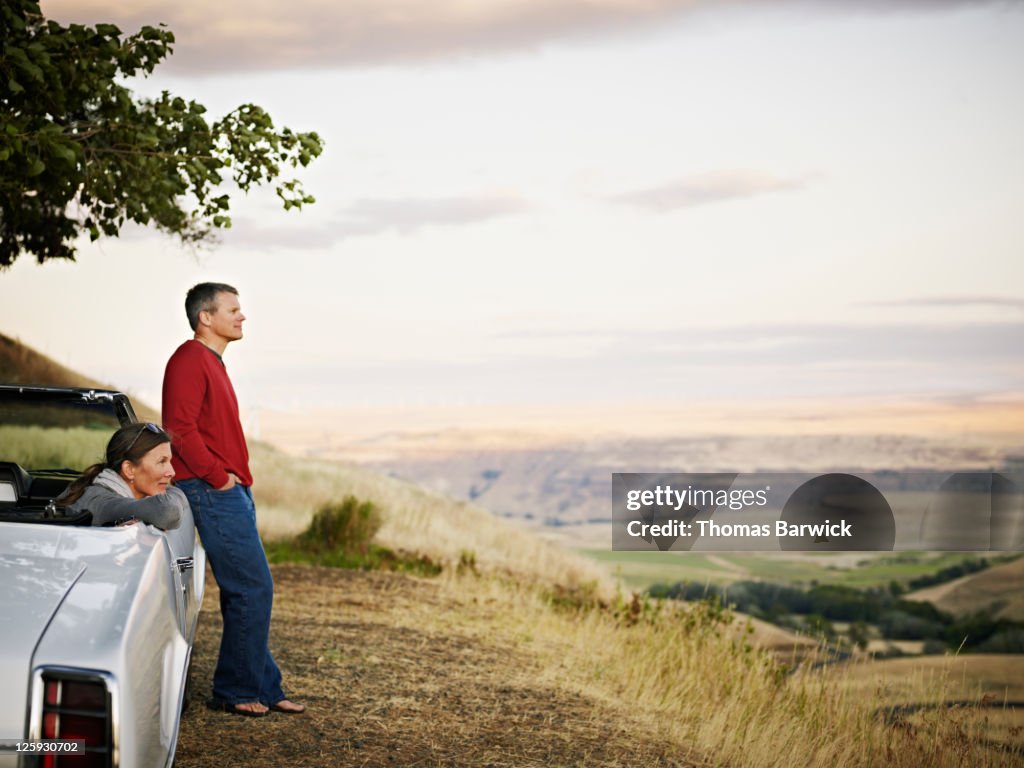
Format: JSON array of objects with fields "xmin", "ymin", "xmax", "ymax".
[{"xmin": 0, "ymin": 390, "xmax": 125, "ymax": 471}]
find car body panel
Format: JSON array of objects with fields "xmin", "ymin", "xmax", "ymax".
[
  {"xmin": 0, "ymin": 555, "xmax": 85, "ymax": 744},
  {"xmin": 0, "ymin": 386, "xmax": 204, "ymax": 768}
]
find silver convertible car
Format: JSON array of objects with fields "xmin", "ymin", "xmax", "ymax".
[{"xmin": 0, "ymin": 386, "xmax": 205, "ymax": 768}]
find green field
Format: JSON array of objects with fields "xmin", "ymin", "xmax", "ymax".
[{"xmin": 581, "ymin": 548, "xmax": 1012, "ymax": 591}]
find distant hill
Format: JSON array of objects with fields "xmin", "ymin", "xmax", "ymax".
[
  {"xmin": 906, "ymin": 555, "xmax": 1024, "ymax": 621},
  {"xmin": 0, "ymin": 332, "xmax": 112, "ymax": 388},
  {"xmin": 0, "ymin": 332, "xmax": 159, "ymax": 421}
]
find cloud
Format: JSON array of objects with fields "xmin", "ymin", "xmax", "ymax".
[
  {"xmin": 610, "ymin": 170, "xmax": 810, "ymax": 211},
  {"xmin": 254, "ymin": 320, "xmax": 1024, "ymax": 404},
  {"xmin": 540, "ymin": 320, "xmax": 1024, "ymax": 399},
  {"xmin": 338, "ymin": 195, "xmax": 530, "ymax": 236},
  {"xmin": 863, "ymin": 296, "xmax": 1024, "ymax": 312},
  {"xmin": 226, "ymin": 193, "xmax": 529, "ymax": 249},
  {"xmin": 41, "ymin": 1, "xmax": 1004, "ymax": 75},
  {"xmin": 222, "ymin": 223, "xmax": 340, "ymax": 252},
  {"xmin": 40, "ymin": 0, "xmax": 706, "ymax": 73},
  {"xmin": 497, "ymin": 321, "xmax": 1024, "ymax": 368}
]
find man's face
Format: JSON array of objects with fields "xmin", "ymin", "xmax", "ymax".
[{"xmin": 202, "ymin": 291, "xmax": 245, "ymax": 343}]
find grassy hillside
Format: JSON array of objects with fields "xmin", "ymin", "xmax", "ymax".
[
  {"xmin": 907, "ymin": 556, "xmax": 1024, "ymax": 621},
  {"xmin": 0, "ymin": 332, "xmax": 160, "ymax": 421},
  {"xmin": 249, "ymin": 439, "xmax": 611, "ymax": 591},
  {"xmin": 0, "ymin": 332, "xmax": 111, "ymax": 389}
]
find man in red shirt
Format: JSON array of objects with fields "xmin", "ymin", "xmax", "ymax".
[{"xmin": 163, "ymin": 282, "xmax": 304, "ymax": 717}]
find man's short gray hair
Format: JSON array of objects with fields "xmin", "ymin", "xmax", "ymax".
[{"xmin": 185, "ymin": 282, "xmax": 238, "ymax": 331}]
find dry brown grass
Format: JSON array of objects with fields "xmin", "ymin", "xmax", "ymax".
[
  {"xmin": 0, "ymin": 332, "xmax": 111, "ymax": 389},
  {"xmin": 906, "ymin": 557, "xmax": 1024, "ymax": 621},
  {"xmin": 178, "ymin": 564, "xmax": 1023, "ymax": 768},
  {"xmin": 249, "ymin": 441, "xmax": 610, "ymax": 594},
  {"xmin": 838, "ymin": 655, "xmax": 1024, "ymax": 751},
  {"xmin": 448, "ymin": 577, "xmax": 1023, "ymax": 768},
  {"xmin": 177, "ymin": 565, "xmax": 700, "ymax": 768}
]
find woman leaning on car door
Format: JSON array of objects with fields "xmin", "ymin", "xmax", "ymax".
[{"xmin": 60, "ymin": 422, "xmax": 185, "ymax": 529}]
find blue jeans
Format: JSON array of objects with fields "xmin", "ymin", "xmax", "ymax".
[{"xmin": 177, "ymin": 479, "xmax": 285, "ymax": 705}]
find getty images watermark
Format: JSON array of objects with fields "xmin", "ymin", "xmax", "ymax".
[{"xmin": 612, "ymin": 472, "xmax": 1024, "ymax": 552}]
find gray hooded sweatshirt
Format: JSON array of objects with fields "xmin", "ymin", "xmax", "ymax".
[{"xmin": 68, "ymin": 468, "xmax": 186, "ymax": 530}]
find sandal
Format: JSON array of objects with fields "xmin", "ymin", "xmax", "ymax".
[
  {"xmin": 207, "ymin": 699, "xmax": 269, "ymax": 718},
  {"xmin": 270, "ymin": 699, "xmax": 306, "ymax": 714}
]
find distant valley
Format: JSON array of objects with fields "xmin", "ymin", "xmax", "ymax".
[{"xmin": 260, "ymin": 422, "xmax": 1024, "ymax": 530}]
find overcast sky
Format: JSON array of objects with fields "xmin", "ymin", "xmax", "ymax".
[{"xmin": 2, "ymin": 0, "xmax": 1022, "ymax": 411}]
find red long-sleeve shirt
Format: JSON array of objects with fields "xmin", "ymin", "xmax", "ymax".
[{"xmin": 162, "ymin": 340, "xmax": 253, "ymax": 488}]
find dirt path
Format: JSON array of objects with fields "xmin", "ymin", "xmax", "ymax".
[{"xmin": 175, "ymin": 565, "xmax": 699, "ymax": 768}]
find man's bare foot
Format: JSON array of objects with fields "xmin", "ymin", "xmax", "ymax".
[
  {"xmin": 206, "ymin": 699, "xmax": 269, "ymax": 717},
  {"xmin": 270, "ymin": 699, "xmax": 306, "ymax": 714},
  {"xmin": 236, "ymin": 701, "xmax": 270, "ymax": 715}
]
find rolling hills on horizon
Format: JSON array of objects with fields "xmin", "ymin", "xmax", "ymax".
[{"xmin": 907, "ymin": 555, "xmax": 1024, "ymax": 622}]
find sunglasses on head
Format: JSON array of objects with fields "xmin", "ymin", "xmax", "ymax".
[{"xmin": 124, "ymin": 422, "xmax": 166, "ymax": 453}]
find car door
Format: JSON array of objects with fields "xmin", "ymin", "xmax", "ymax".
[{"xmin": 159, "ymin": 509, "xmax": 205, "ymax": 644}]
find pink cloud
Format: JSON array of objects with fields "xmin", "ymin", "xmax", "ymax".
[{"xmin": 42, "ymin": 1, "xmax": 998, "ymax": 74}]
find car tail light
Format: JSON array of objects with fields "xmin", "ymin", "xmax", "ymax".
[{"xmin": 35, "ymin": 671, "xmax": 113, "ymax": 768}]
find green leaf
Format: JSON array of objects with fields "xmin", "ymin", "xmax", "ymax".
[{"xmin": 50, "ymin": 143, "xmax": 78, "ymax": 165}]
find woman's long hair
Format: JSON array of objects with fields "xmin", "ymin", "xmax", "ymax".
[{"xmin": 61, "ymin": 423, "xmax": 171, "ymax": 506}]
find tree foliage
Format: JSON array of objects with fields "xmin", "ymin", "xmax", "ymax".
[
  {"xmin": 0, "ymin": 0, "xmax": 323, "ymax": 268},
  {"xmin": 651, "ymin": 577, "xmax": 1024, "ymax": 652}
]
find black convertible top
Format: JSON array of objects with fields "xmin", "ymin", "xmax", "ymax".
[{"xmin": 0, "ymin": 384, "xmax": 138, "ymax": 426}]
